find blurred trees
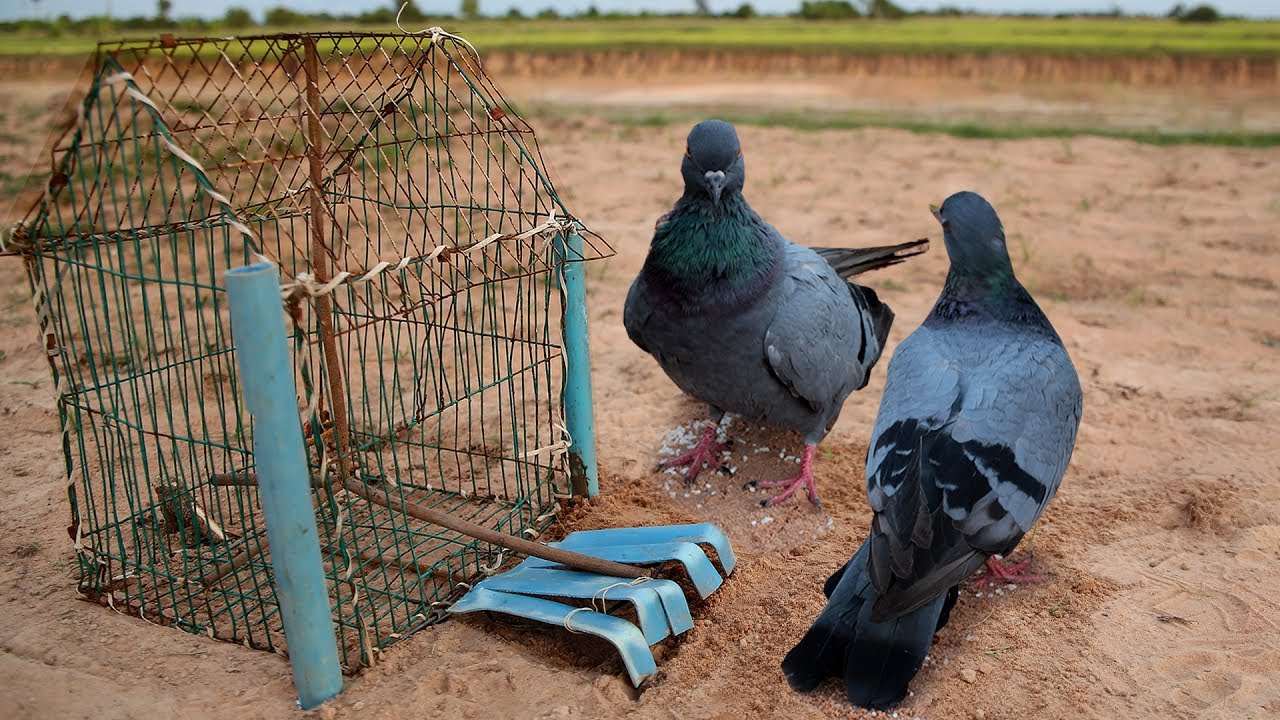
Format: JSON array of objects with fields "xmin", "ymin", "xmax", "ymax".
[
  {"xmin": 0, "ymin": 0, "xmax": 1239, "ymax": 37},
  {"xmin": 797, "ymin": 1, "xmax": 861, "ymax": 20},
  {"xmin": 223, "ymin": 7, "xmax": 254, "ymax": 29},
  {"xmin": 1170, "ymin": 4, "xmax": 1222, "ymax": 22}
]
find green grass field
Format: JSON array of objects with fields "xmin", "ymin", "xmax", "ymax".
[
  {"xmin": 604, "ymin": 108, "xmax": 1280, "ymax": 147},
  {"xmin": 2, "ymin": 16, "xmax": 1279, "ymax": 59}
]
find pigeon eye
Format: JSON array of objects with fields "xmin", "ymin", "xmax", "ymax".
[
  {"xmin": 685, "ymin": 147, "xmax": 693, "ymax": 159},
  {"xmin": 736, "ymin": 148, "xmax": 742, "ymax": 158}
]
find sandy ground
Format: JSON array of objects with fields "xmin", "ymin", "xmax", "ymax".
[{"xmin": 1, "ymin": 71, "xmax": 1279, "ymax": 720}]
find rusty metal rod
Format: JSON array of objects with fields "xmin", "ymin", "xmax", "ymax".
[{"xmin": 303, "ymin": 35, "xmax": 356, "ymax": 486}]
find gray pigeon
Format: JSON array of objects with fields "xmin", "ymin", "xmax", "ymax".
[
  {"xmin": 624, "ymin": 119, "xmax": 927, "ymax": 507},
  {"xmin": 781, "ymin": 190, "xmax": 1083, "ymax": 708}
]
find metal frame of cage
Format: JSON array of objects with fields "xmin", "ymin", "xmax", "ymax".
[{"xmin": 1, "ymin": 30, "xmax": 612, "ymax": 674}]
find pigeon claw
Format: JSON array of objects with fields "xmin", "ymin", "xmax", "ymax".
[
  {"xmin": 757, "ymin": 476, "xmax": 818, "ymax": 508},
  {"xmin": 658, "ymin": 424, "xmax": 729, "ymax": 484},
  {"xmin": 972, "ymin": 554, "xmax": 1046, "ymax": 586},
  {"xmin": 753, "ymin": 444, "xmax": 820, "ymax": 509}
]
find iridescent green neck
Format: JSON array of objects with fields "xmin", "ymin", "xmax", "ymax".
[
  {"xmin": 647, "ymin": 194, "xmax": 778, "ymax": 292},
  {"xmin": 928, "ymin": 264, "xmax": 1055, "ymax": 335}
]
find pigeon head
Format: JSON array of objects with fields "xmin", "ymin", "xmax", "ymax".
[
  {"xmin": 681, "ymin": 119, "xmax": 745, "ymax": 206},
  {"xmin": 931, "ymin": 191, "xmax": 1013, "ymax": 275}
]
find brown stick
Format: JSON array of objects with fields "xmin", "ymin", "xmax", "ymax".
[
  {"xmin": 199, "ymin": 536, "xmax": 266, "ymax": 587},
  {"xmin": 215, "ymin": 472, "xmax": 316, "ymax": 487},
  {"xmin": 212, "ymin": 472, "xmax": 647, "ymax": 580}
]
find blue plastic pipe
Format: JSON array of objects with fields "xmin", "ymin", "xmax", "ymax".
[
  {"xmin": 225, "ymin": 262, "xmax": 343, "ymax": 710},
  {"xmin": 555, "ymin": 230, "xmax": 600, "ymax": 497}
]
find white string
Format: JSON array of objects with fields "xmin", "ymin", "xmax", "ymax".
[
  {"xmin": 100, "ymin": 70, "xmax": 258, "ymax": 244},
  {"xmin": 1, "ymin": 220, "xmax": 31, "ymax": 253},
  {"xmin": 277, "ymin": 216, "xmax": 576, "ymax": 301},
  {"xmin": 394, "ymin": 3, "xmax": 484, "ymax": 68},
  {"xmin": 478, "ymin": 549, "xmax": 507, "ymax": 575},
  {"xmin": 523, "ymin": 423, "xmax": 572, "ymax": 462},
  {"xmin": 562, "ymin": 577, "xmax": 651, "ymax": 633},
  {"xmin": 563, "ymin": 606, "xmax": 591, "ymax": 634}
]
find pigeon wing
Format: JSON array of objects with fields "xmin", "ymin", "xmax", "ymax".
[
  {"xmin": 623, "ymin": 275, "xmax": 654, "ymax": 354},
  {"xmin": 864, "ymin": 327, "xmax": 1082, "ymax": 621},
  {"xmin": 762, "ymin": 244, "xmax": 879, "ymax": 419}
]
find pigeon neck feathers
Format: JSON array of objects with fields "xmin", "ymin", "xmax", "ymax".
[
  {"xmin": 643, "ymin": 192, "xmax": 780, "ymax": 309},
  {"xmin": 926, "ymin": 192, "xmax": 1059, "ymax": 339},
  {"xmin": 926, "ymin": 266, "xmax": 1051, "ymax": 332}
]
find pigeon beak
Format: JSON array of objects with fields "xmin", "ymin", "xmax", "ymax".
[
  {"xmin": 929, "ymin": 204, "xmax": 944, "ymax": 224},
  {"xmin": 704, "ymin": 170, "xmax": 727, "ymax": 205}
]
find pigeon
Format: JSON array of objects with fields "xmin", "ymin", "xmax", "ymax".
[
  {"xmin": 624, "ymin": 119, "xmax": 928, "ymax": 507},
  {"xmin": 781, "ymin": 190, "xmax": 1083, "ymax": 708}
]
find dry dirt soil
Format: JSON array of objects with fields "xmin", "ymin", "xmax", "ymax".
[{"xmin": 1, "ymin": 71, "xmax": 1278, "ymax": 720}]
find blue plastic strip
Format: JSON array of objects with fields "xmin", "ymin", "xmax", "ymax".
[{"xmin": 449, "ymin": 587, "xmax": 658, "ymax": 686}]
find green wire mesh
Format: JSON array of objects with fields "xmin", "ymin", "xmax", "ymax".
[{"xmin": 4, "ymin": 32, "xmax": 612, "ymax": 673}]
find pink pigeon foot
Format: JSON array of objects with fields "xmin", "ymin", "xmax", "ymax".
[
  {"xmin": 753, "ymin": 444, "xmax": 821, "ymax": 509},
  {"xmin": 973, "ymin": 554, "xmax": 1045, "ymax": 586},
  {"xmin": 661, "ymin": 423, "xmax": 729, "ymax": 482}
]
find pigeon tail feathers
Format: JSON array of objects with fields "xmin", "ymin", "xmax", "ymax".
[
  {"xmin": 810, "ymin": 239, "xmax": 929, "ymax": 281},
  {"xmin": 781, "ymin": 542, "xmax": 950, "ymax": 710}
]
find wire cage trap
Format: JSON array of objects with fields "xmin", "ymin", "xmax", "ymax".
[{"xmin": 1, "ymin": 30, "xmax": 612, "ymax": 672}]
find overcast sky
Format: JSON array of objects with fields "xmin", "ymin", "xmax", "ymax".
[{"xmin": 3, "ymin": 1, "xmax": 1276, "ymax": 21}]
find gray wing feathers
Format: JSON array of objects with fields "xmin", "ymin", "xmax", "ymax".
[
  {"xmin": 864, "ymin": 326, "xmax": 1081, "ymax": 619},
  {"xmin": 763, "ymin": 246, "xmax": 872, "ymax": 421},
  {"xmin": 945, "ymin": 341, "xmax": 1081, "ymax": 532}
]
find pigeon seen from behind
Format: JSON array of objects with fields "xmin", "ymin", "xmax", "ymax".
[
  {"xmin": 781, "ymin": 190, "xmax": 1083, "ymax": 708},
  {"xmin": 623, "ymin": 119, "xmax": 927, "ymax": 507}
]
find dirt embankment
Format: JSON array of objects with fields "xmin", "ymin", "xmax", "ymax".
[
  {"xmin": 1, "ymin": 49, "xmax": 1276, "ymax": 88},
  {"xmin": 483, "ymin": 49, "xmax": 1280, "ymax": 87}
]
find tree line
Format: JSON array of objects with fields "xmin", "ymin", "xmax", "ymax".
[{"xmin": 2, "ymin": 1, "xmax": 1227, "ymax": 37}]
